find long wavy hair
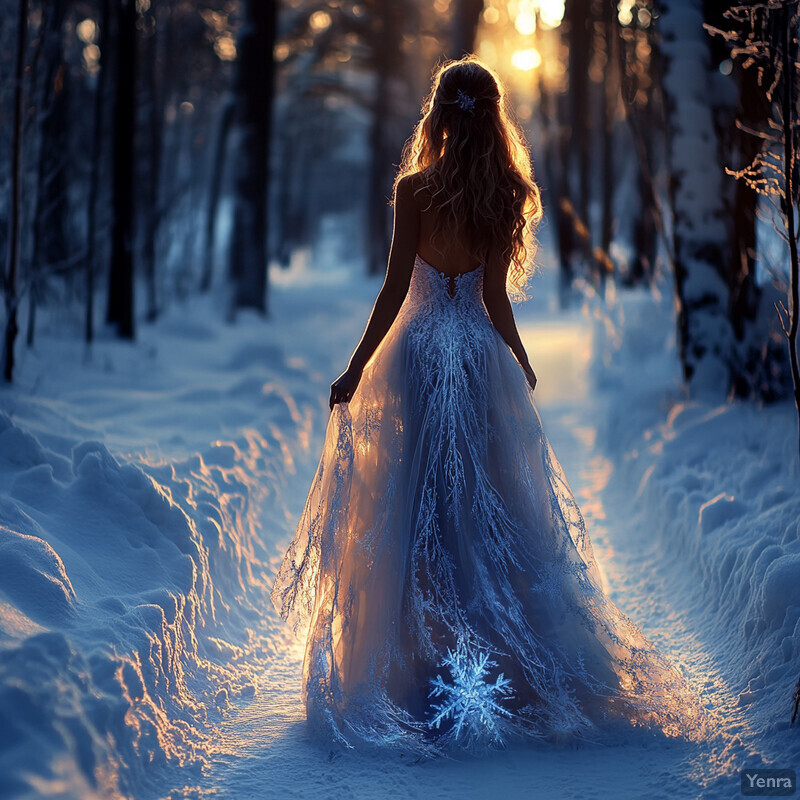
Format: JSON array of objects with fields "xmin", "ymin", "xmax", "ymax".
[{"xmin": 393, "ymin": 56, "xmax": 542, "ymax": 300}]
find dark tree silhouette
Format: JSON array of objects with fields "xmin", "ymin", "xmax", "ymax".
[
  {"xmin": 29, "ymin": 0, "xmax": 70, "ymax": 347},
  {"xmin": 618, "ymin": 13, "xmax": 660, "ymax": 288},
  {"xmin": 3, "ymin": 0, "xmax": 27, "ymax": 382},
  {"xmin": 366, "ymin": 0, "xmax": 405, "ymax": 276},
  {"xmin": 86, "ymin": 0, "xmax": 110, "ymax": 345},
  {"xmin": 566, "ymin": 0, "xmax": 592, "ymax": 247},
  {"xmin": 227, "ymin": 0, "xmax": 278, "ymax": 315},
  {"xmin": 450, "ymin": 0, "xmax": 484, "ymax": 57},
  {"xmin": 598, "ymin": 0, "xmax": 620, "ymax": 293},
  {"xmin": 141, "ymin": 0, "xmax": 164, "ymax": 322},
  {"xmin": 106, "ymin": 0, "xmax": 138, "ymax": 339}
]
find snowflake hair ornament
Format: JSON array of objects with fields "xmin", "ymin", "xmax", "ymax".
[
  {"xmin": 426, "ymin": 639, "xmax": 515, "ymax": 749},
  {"xmin": 455, "ymin": 88, "xmax": 477, "ymax": 115}
]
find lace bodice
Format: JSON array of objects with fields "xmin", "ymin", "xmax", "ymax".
[
  {"xmin": 408, "ymin": 253, "xmax": 486, "ymax": 305},
  {"xmin": 398, "ymin": 254, "xmax": 498, "ymax": 406},
  {"xmin": 396, "ymin": 254, "xmax": 493, "ymax": 341}
]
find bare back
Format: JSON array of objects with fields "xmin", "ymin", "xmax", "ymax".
[{"xmin": 411, "ymin": 181, "xmax": 483, "ymax": 277}]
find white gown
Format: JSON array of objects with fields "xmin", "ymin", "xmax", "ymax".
[{"xmin": 270, "ymin": 254, "xmax": 711, "ymax": 756}]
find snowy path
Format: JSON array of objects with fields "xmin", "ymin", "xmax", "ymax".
[
  {"xmin": 2, "ymin": 262, "xmax": 782, "ymax": 799},
  {"xmin": 153, "ymin": 278, "xmax": 749, "ymax": 800}
]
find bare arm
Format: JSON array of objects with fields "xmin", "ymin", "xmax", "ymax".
[
  {"xmin": 329, "ymin": 176, "xmax": 419, "ymax": 409},
  {"xmin": 482, "ymin": 261, "xmax": 538, "ymax": 389},
  {"xmin": 347, "ymin": 177, "xmax": 419, "ymax": 372}
]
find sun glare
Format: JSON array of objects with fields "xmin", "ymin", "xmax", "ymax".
[
  {"xmin": 618, "ymin": 0, "xmax": 635, "ymax": 25},
  {"xmin": 77, "ymin": 18, "xmax": 97, "ymax": 44},
  {"xmin": 537, "ymin": 0, "xmax": 565, "ymax": 28},
  {"xmin": 514, "ymin": 6, "xmax": 537, "ymax": 35},
  {"xmin": 511, "ymin": 48, "xmax": 542, "ymax": 71},
  {"xmin": 309, "ymin": 10, "xmax": 332, "ymax": 32}
]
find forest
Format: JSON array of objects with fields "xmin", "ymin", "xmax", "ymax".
[
  {"xmin": 1, "ymin": 1, "xmax": 800, "ymax": 798},
  {"xmin": 2, "ymin": 0, "xmax": 797, "ymax": 402}
]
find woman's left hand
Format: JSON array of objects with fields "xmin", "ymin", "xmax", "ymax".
[{"xmin": 329, "ymin": 366, "xmax": 363, "ymax": 411}]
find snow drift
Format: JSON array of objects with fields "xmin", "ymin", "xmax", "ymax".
[
  {"xmin": 0, "ymin": 296, "xmax": 333, "ymax": 799},
  {"xmin": 588, "ymin": 278, "xmax": 800, "ymax": 777}
]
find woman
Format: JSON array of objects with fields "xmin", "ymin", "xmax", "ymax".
[{"xmin": 270, "ymin": 56, "xmax": 711, "ymax": 757}]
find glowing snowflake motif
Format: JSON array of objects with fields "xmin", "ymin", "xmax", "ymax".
[{"xmin": 427, "ymin": 641, "xmax": 515, "ymax": 748}]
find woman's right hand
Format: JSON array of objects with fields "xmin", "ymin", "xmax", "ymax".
[
  {"xmin": 329, "ymin": 365, "xmax": 363, "ymax": 411},
  {"xmin": 523, "ymin": 366, "xmax": 537, "ymax": 393}
]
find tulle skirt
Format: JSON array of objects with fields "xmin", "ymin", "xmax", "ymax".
[{"xmin": 270, "ymin": 275, "xmax": 712, "ymax": 757}]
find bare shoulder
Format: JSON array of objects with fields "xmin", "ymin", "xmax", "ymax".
[{"xmin": 395, "ymin": 172, "xmax": 429, "ymax": 209}]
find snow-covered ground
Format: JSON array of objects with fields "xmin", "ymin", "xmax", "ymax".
[
  {"xmin": 0, "ymin": 239, "xmax": 798, "ymax": 799},
  {"xmin": 583, "ymin": 273, "xmax": 800, "ymax": 795}
]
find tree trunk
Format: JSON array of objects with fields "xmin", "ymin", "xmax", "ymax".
[
  {"xmin": 629, "ymin": 92, "xmax": 658, "ymax": 287},
  {"xmin": 598, "ymin": 0, "xmax": 619, "ymax": 292},
  {"xmin": 450, "ymin": 0, "xmax": 484, "ymax": 58},
  {"xmin": 106, "ymin": 0, "xmax": 137, "ymax": 339},
  {"xmin": 538, "ymin": 82, "xmax": 569, "ymax": 295},
  {"xmin": 29, "ymin": 0, "xmax": 70, "ymax": 349},
  {"xmin": 227, "ymin": 0, "xmax": 278, "ymax": 316},
  {"xmin": 366, "ymin": 0, "xmax": 403, "ymax": 276},
  {"xmin": 141, "ymin": 1, "xmax": 163, "ymax": 322},
  {"xmin": 725, "ymin": 48, "xmax": 780, "ymax": 399},
  {"xmin": 729, "ymin": 61, "xmax": 762, "ymax": 342},
  {"xmin": 3, "ymin": 0, "xmax": 27, "ymax": 382},
  {"xmin": 619, "ymin": 19, "xmax": 659, "ymax": 287},
  {"xmin": 86, "ymin": 0, "xmax": 110, "ymax": 345},
  {"xmin": 781, "ymin": 2, "xmax": 800, "ymax": 463},
  {"xmin": 701, "ymin": 0, "xmax": 784, "ymax": 401},
  {"xmin": 659, "ymin": 0, "xmax": 732, "ymax": 395},
  {"xmin": 566, "ymin": 0, "xmax": 593, "ymax": 244},
  {"xmin": 554, "ymin": 88, "xmax": 575, "ymax": 308}
]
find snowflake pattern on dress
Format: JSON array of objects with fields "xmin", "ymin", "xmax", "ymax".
[{"xmin": 427, "ymin": 638, "xmax": 514, "ymax": 749}]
